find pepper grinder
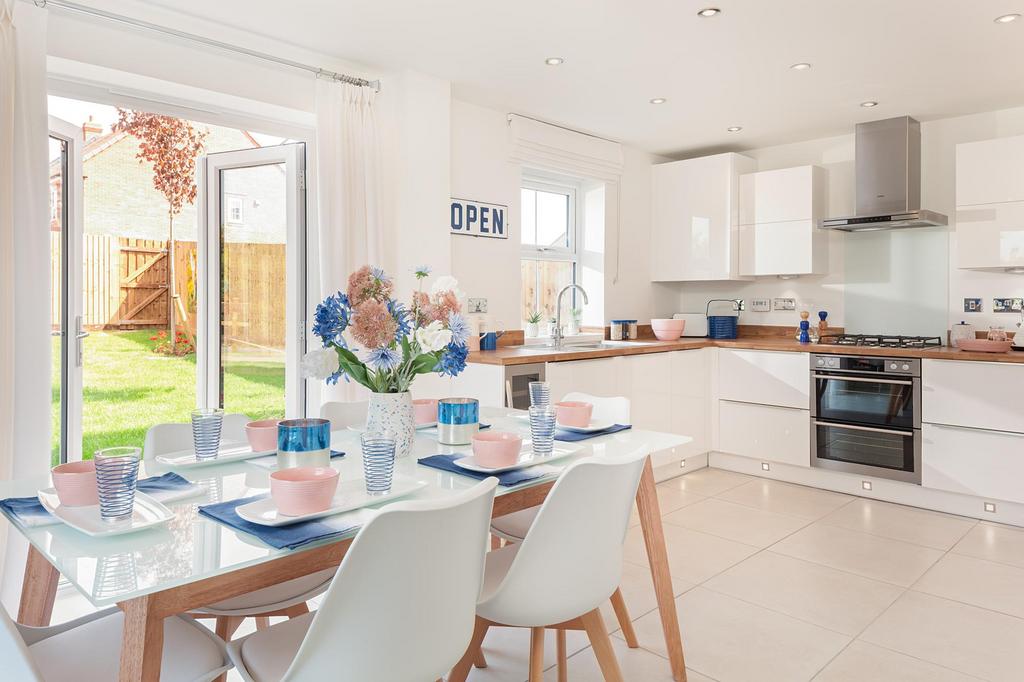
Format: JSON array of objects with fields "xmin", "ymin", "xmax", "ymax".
[{"xmin": 798, "ymin": 311, "xmax": 811, "ymax": 344}]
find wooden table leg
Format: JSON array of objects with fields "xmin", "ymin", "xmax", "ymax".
[
  {"xmin": 118, "ymin": 595, "xmax": 164, "ymax": 682},
  {"xmin": 18, "ymin": 545, "xmax": 59, "ymax": 626},
  {"xmin": 635, "ymin": 457, "xmax": 688, "ymax": 682}
]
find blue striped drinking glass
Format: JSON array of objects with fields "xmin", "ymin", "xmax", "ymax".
[
  {"xmin": 528, "ymin": 381, "xmax": 551, "ymax": 408},
  {"xmin": 361, "ymin": 432, "xmax": 396, "ymax": 496},
  {"xmin": 529, "ymin": 405, "xmax": 557, "ymax": 457},
  {"xmin": 94, "ymin": 446, "xmax": 141, "ymax": 522},
  {"xmin": 191, "ymin": 408, "xmax": 224, "ymax": 460}
]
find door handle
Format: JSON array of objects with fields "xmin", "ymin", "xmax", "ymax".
[
  {"xmin": 76, "ymin": 331, "xmax": 90, "ymax": 339},
  {"xmin": 813, "ymin": 420, "xmax": 912, "ymax": 437},
  {"xmin": 51, "ymin": 331, "xmax": 63, "ymax": 337}
]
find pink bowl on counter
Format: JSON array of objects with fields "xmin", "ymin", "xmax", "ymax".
[
  {"xmin": 555, "ymin": 401, "xmax": 594, "ymax": 428},
  {"xmin": 270, "ymin": 466, "xmax": 340, "ymax": 516},
  {"xmin": 51, "ymin": 460, "xmax": 99, "ymax": 507},
  {"xmin": 958, "ymin": 339, "xmax": 1014, "ymax": 353},
  {"xmin": 246, "ymin": 419, "xmax": 281, "ymax": 453},
  {"xmin": 412, "ymin": 398, "xmax": 439, "ymax": 425},
  {"xmin": 471, "ymin": 431, "xmax": 523, "ymax": 469},
  {"xmin": 651, "ymin": 318, "xmax": 686, "ymax": 341}
]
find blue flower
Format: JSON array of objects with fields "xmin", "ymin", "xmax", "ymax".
[
  {"xmin": 447, "ymin": 312, "xmax": 470, "ymax": 347},
  {"xmin": 312, "ymin": 291, "xmax": 350, "ymax": 347},
  {"xmin": 367, "ymin": 346, "xmax": 401, "ymax": 372},
  {"xmin": 326, "ymin": 368, "xmax": 347, "ymax": 385},
  {"xmin": 387, "ymin": 299, "xmax": 412, "ymax": 342},
  {"xmin": 414, "ymin": 264, "xmax": 432, "ymax": 279},
  {"xmin": 435, "ymin": 342, "xmax": 468, "ymax": 377},
  {"xmin": 370, "ymin": 266, "xmax": 391, "ymax": 283}
]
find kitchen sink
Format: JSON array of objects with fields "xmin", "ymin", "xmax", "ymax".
[{"xmin": 519, "ymin": 341, "xmax": 659, "ymax": 352}]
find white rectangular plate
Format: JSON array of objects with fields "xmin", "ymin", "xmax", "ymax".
[
  {"xmin": 453, "ymin": 442, "xmax": 580, "ymax": 474},
  {"xmin": 236, "ymin": 476, "xmax": 427, "ymax": 527},
  {"xmin": 556, "ymin": 420, "xmax": 617, "ymax": 434},
  {"xmin": 155, "ymin": 440, "xmax": 273, "ymax": 468},
  {"xmin": 37, "ymin": 489, "xmax": 173, "ymax": 537}
]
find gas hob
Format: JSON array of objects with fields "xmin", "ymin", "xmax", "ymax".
[{"xmin": 818, "ymin": 334, "xmax": 943, "ymax": 349}]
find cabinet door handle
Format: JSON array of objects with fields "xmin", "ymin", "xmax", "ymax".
[{"xmin": 813, "ymin": 420, "xmax": 911, "ymax": 437}]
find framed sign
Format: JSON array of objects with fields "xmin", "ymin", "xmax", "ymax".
[{"xmin": 450, "ymin": 198, "xmax": 508, "ymax": 239}]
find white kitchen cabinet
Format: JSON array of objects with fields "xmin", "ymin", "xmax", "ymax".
[
  {"xmin": 544, "ymin": 356, "xmax": 623, "ymax": 404},
  {"xmin": 718, "ymin": 400, "xmax": 810, "ymax": 466},
  {"xmin": 738, "ymin": 165, "xmax": 827, "ymax": 277},
  {"xmin": 923, "ymin": 423, "xmax": 1024, "ymax": 504},
  {"xmin": 622, "ymin": 353, "xmax": 673, "ymax": 433},
  {"xmin": 954, "ymin": 202, "xmax": 1024, "ymax": 270},
  {"xmin": 718, "ymin": 349, "xmax": 809, "ymax": 409},
  {"xmin": 955, "ymin": 135, "xmax": 1024, "ymax": 207},
  {"xmin": 922, "ymin": 359, "xmax": 1024, "ymax": 433},
  {"xmin": 651, "ymin": 152, "xmax": 755, "ymax": 282}
]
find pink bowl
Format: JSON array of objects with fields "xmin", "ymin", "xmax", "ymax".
[
  {"xmin": 246, "ymin": 419, "xmax": 281, "ymax": 452},
  {"xmin": 555, "ymin": 401, "xmax": 594, "ymax": 428},
  {"xmin": 651, "ymin": 318, "xmax": 686, "ymax": 341},
  {"xmin": 471, "ymin": 431, "xmax": 523, "ymax": 469},
  {"xmin": 51, "ymin": 461, "xmax": 99, "ymax": 507},
  {"xmin": 412, "ymin": 398, "xmax": 439, "ymax": 425},
  {"xmin": 270, "ymin": 466, "xmax": 340, "ymax": 516},
  {"xmin": 958, "ymin": 339, "xmax": 1013, "ymax": 353}
]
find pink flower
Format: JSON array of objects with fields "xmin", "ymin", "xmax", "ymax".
[
  {"xmin": 411, "ymin": 291, "xmax": 433, "ymax": 326},
  {"xmin": 431, "ymin": 290, "xmax": 461, "ymax": 323},
  {"xmin": 350, "ymin": 299, "xmax": 397, "ymax": 349},
  {"xmin": 347, "ymin": 265, "xmax": 393, "ymax": 305}
]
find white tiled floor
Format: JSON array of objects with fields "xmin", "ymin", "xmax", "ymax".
[{"xmin": 46, "ymin": 467, "xmax": 1024, "ymax": 681}]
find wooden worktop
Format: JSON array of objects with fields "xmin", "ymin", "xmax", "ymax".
[{"xmin": 468, "ymin": 336, "xmax": 1024, "ymax": 366}]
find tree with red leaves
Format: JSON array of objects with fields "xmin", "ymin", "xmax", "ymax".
[{"xmin": 116, "ymin": 110, "xmax": 207, "ymax": 348}]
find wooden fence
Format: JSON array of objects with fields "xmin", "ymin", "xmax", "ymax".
[{"xmin": 50, "ymin": 234, "xmax": 286, "ymax": 349}]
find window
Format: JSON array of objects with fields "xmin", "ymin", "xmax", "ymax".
[
  {"xmin": 225, "ymin": 194, "xmax": 245, "ymax": 225},
  {"xmin": 521, "ymin": 177, "xmax": 579, "ymax": 328}
]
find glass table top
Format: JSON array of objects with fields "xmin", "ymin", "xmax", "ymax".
[{"xmin": 0, "ymin": 408, "xmax": 690, "ymax": 607}]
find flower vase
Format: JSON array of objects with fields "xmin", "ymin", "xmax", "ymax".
[
  {"xmin": 525, "ymin": 322, "xmax": 539, "ymax": 338},
  {"xmin": 366, "ymin": 391, "xmax": 416, "ymax": 457}
]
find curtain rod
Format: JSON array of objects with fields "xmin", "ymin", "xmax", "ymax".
[{"xmin": 30, "ymin": 0, "xmax": 381, "ymax": 91}]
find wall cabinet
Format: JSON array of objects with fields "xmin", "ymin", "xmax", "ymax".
[
  {"xmin": 717, "ymin": 349, "xmax": 809, "ymax": 409},
  {"xmin": 718, "ymin": 400, "xmax": 810, "ymax": 466},
  {"xmin": 922, "ymin": 359, "xmax": 1024, "ymax": 433},
  {"xmin": 650, "ymin": 152, "xmax": 755, "ymax": 282},
  {"xmin": 955, "ymin": 135, "xmax": 1024, "ymax": 270},
  {"xmin": 923, "ymin": 423, "xmax": 1024, "ymax": 504},
  {"xmin": 738, "ymin": 165, "xmax": 828, "ymax": 277}
]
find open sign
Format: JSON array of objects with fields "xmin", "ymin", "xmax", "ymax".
[{"xmin": 450, "ymin": 198, "xmax": 508, "ymax": 239}]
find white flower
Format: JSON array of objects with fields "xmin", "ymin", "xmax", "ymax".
[
  {"xmin": 430, "ymin": 275, "xmax": 464, "ymax": 300},
  {"xmin": 416, "ymin": 320, "xmax": 453, "ymax": 352},
  {"xmin": 301, "ymin": 348, "xmax": 340, "ymax": 380}
]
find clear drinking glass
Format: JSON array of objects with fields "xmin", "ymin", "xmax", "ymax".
[
  {"xmin": 191, "ymin": 408, "xmax": 224, "ymax": 460},
  {"xmin": 361, "ymin": 432, "xmax": 397, "ymax": 496},
  {"xmin": 528, "ymin": 405, "xmax": 557, "ymax": 457},
  {"xmin": 94, "ymin": 446, "xmax": 141, "ymax": 522},
  {"xmin": 528, "ymin": 381, "xmax": 551, "ymax": 408}
]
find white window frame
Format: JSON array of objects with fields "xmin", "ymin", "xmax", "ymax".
[{"xmin": 521, "ymin": 173, "xmax": 584, "ymax": 320}]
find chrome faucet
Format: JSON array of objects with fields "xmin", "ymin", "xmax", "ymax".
[{"xmin": 551, "ymin": 284, "xmax": 590, "ymax": 348}]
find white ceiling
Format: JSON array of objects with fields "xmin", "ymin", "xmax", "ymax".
[{"xmin": 137, "ymin": 0, "xmax": 1024, "ymax": 156}]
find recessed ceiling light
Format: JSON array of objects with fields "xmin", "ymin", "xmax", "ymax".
[
  {"xmin": 544, "ymin": 57, "xmax": 564, "ymax": 66},
  {"xmin": 727, "ymin": 126, "xmax": 743, "ymax": 132},
  {"xmin": 790, "ymin": 62, "xmax": 812, "ymax": 70},
  {"xmin": 860, "ymin": 100, "xmax": 879, "ymax": 108},
  {"xmin": 697, "ymin": 7, "xmax": 721, "ymax": 17},
  {"xmin": 649, "ymin": 97, "xmax": 667, "ymax": 104},
  {"xmin": 994, "ymin": 13, "xmax": 1020, "ymax": 23}
]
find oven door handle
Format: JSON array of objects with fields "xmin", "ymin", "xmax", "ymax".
[
  {"xmin": 813, "ymin": 420, "xmax": 913, "ymax": 436},
  {"xmin": 813, "ymin": 373, "xmax": 914, "ymax": 386}
]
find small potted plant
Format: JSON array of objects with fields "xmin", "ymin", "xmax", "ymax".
[
  {"xmin": 525, "ymin": 310, "xmax": 542, "ymax": 338},
  {"xmin": 568, "ymin": 308, "xmax": 582, "ymax": 336}
]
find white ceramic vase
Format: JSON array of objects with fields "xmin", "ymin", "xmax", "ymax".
[
  {"xmin": 525, "ymin": 322, "xmax": 539, "ymax": 338},
  {"xmin": 366, "ymin": 391, "xmax": 415, "ymax": 457}
]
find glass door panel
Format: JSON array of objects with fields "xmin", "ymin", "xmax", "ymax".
[{"xmin": 49, "ymin": 135, "xmax": 68, "ymax": 465}]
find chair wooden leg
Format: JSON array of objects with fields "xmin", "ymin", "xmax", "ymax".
[
  {"xmin": 610, "ymin": 588, "xmax": 639, "ymax": 648},
  {"xmin": 581, "ymin": 609, "xmax": 624, "ymax": 682},
  {"xmin": 491, "ymin": 534, "xmax": 502, "ymax": 550},
  {"xmin": 529, "ymin": 627, "xmax": 545, "ymax": 682},
  {"xmin": 284, "ymin": 602, "xmax": 309, "ymax": 618},
  {"xmin": 449, "ymin": 616, "xmax": 491, "ymax": 682},
  {"xmin": 254, "ymin": 616, "xmax": 271, "ymax": 630},
  {"xmin": 474, "ymin": 646, "xmax": 488, "ymax": 669},
  {"xmin": 556, "ymin": 629, "xmax": 568, "ymax": 682}
]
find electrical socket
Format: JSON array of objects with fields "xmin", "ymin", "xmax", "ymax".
[
  {"xmin": 773, "ymin": 298, "xmax": 796, "ymax": 311},
  {"xmin": 993, "ymin": 297, "xmax": 1023, "ymax": 313},
  {"xmin": 963, "ymin": 298, "xmax": 983, "ymax": 313},
  {"xmin": 467, "ymin": 298, "xmax": 488, "ymax": 314},
  {"xmin": 750, "ymin": 298, "xmax": 771, "ymax": 312}
]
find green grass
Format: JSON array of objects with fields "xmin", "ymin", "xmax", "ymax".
[{"xmin": 51, "ymin": 330, "xmax": 285, "ymax": 464}]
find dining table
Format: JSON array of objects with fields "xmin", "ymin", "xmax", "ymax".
[{"xmin": 1, "ymin": 407, "xmax": 693, "ymax": 682}]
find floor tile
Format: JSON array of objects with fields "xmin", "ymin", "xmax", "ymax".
[
  {"xmin": 663, "ymin": 498, "xmax": 811, "ymax": 548},
  {"xmin": 952, "ymin": 522, "xmax": 1024, "ymax": 569},
  {"xmin": 598, "ymin": 560, "xmax": 693, "ymax": 634},
  {"xmin": 623, "ymin": 523, "xmax": 759, "ymax": 585},
  {"xmin": 813, "ymin": 640, "xmax": 982, "ymax": 682},
  {"xmin": 860, "ymin": 590, "xmax": 1024, "ymax": 682},
  {"xmin": 914, "ymin": 553, "xmax": 1024, "ymax": 619},
  {"xmin": 716, "ymin": 479, "xmax": 853, "ymax": 520},
  {"xmin": 772, "ymin": 523, "xmax": 943, "ymax": 586},
  {"xmin": 629, "ymin": 482, "xmax": 707, "ymax": 527},
  {"xmin": 657, "ymin": 468, "xmax": 752, "ymax": 498},
  {"xmin": 819, "ymin": 498, "xmax": 976, "ymax": 550},
  {"xmin": 626, "ymin": 587, "xmax": 849, "ymax": 681},
  {"xmin": 542, "ymin": 637, "xmax": 715, "ymax": 682},
  {"xmin": 704, "ymin": 551, "xmax": 903, "ymax": 636}
]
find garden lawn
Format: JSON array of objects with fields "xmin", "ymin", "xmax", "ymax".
[{"xmin": 52, "ymin": 330, "xmax": 285, "ymax": 464}]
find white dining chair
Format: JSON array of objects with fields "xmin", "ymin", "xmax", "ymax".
[
  {"xmin": 143, "ymin": 417, "xmax": 336, "ymax": 645},
  {"xmin": 450, "ymin": 449, "xmax": 648, "ymax": 682},
  {"xmin": 319, "ymin": 400, "xmax": 368, "ymax": 428},
  {"xmin": 0, "ymin": 605, "xmax": 231, "ymax": 681},
  {"xmin": 226, "ymin": 478, "xmax": 498, "ymax": 682}
]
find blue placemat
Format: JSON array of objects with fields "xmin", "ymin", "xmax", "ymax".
[
  {"xmin": 554, "ymin": 424, "xmax": 632, "ymax": 442},
  {"xmin": 0, "ymin": 472, "xmax": 203, "ymax": 528},
  {"xmin": 197, "ymin": 494, "xmax": 366, "ymax": 550},
  {"xmin": 417, "ymin": 454, "xmax": 555, "ymax": 487}
]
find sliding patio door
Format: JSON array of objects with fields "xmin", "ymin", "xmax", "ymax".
[{"xmin": 197, "ymin": 144, "xmax": 307, "ymax": 420}]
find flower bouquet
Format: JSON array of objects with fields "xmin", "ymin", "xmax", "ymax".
[{"xmin": 302, "ymin": 265, "xmax": 470, "ymax": 455}]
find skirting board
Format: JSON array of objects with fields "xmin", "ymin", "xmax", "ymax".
[
  {"xmin": 653, "ymin": 452, "xmax": 709, "ymax": 483},
  {"xmin": 709, "ymin": 451, "xmax": 1024, "ymax": 528}
]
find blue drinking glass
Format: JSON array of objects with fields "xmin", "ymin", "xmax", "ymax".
[
  {"xmin": 528, "ymin": 381, "xmax": 550, "ymax": 408},
  {"xmin": 190, "ymin": 408, "xmax": 224, "ymax": 460},
  {"xmin": 529, "ymin": 405, "xmax": 557, "ymax": 457},
  {"xmin": 94, "ymin": 446, "xmax": 141, "ymax": 522},
  {"xmin": 437, "ymin": 397, "xmax": 480, "ymax": 446},
  {"xmin": 277, "ymin": 418, "xmax": 331, "ymax": 469},
  {"xmin": 361, "ymin": 432, "xmax": 396, "ymax": 495}
]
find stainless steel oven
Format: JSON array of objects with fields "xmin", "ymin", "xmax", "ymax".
[{"xmin": 810, "ymin": 354, "xmax": 922, "ymax": 484}]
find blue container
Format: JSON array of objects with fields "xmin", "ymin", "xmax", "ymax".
[
  {"xmin": 708, "ymin": 316, "xmax": 738, "ymax": 339},
  {"xmin": 438, "ymin": 398, "xmax": 479, "ymax": 445},
  {"xmin": 277, "ymin": 418, "xmax": 331, "ymax": 469}
]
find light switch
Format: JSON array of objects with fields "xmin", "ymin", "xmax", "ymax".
[
  {"xmin": 773, "ymin": 298, "xmax": 796, "ymax": 311},
  {"xmin": 750, "ymin": 298, "xmax": 770, "ymax": 312},
  {"xmin": 993, "ymin": 298, "xmax": 1023, "ymax": 313}
]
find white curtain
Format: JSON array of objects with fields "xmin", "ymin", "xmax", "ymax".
[
  {"xmin": 314, "ymin": 79, "xmax": 382, "ymax": 403},
  {"xmin": 0, "ymin": 0, "xmax": 51, "ymax": 609}
]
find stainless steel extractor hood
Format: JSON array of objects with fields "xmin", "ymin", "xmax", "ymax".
[{"xmin": 823, "ymin": 116, "xmax": 947, "ymax": 232}]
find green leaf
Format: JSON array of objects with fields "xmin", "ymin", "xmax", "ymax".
[{"xmin": 410, "ymin": 352, "xmax": 440, "ymax": 375}]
